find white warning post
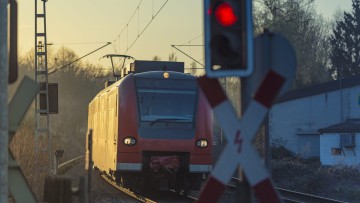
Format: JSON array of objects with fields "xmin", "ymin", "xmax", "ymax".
[{"xmin": 197, "ymin": 52, "xmax": 295, "ymax": 202}]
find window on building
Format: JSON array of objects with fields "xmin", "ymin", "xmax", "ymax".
[
  {"xmin": 340, "ymin": 133, "xmax": 356, "ymax": 148},
  {"xmin": 331, "ymin": 148, "xmax": 342, "ymax": 155}
]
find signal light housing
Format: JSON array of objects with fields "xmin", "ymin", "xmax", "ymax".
[
  {"xmin": 204, "ymin": 0, "xmax": 253, "ymax": 77},
  {"xmin": 214, "ymin": 2, "xmax": 238, "ymax": 27}
]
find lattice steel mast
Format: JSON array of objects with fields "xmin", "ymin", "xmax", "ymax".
[{"xmin": 34, "ymin": 0, "xmax": 51, "ymax": 172}]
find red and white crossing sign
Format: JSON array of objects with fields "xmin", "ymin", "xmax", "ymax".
[{"xmin": 197, "ymin": 33, "xmax": 296, "ymax": 203}]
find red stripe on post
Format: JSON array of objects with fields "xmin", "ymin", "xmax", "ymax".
[
  {"xmin": 197, "ymin": 76, "xmax": 227, "ymax": 108},
  {"xmin": 254, "ymin": 70, "xmax": 285, "ymax": 108},
  {"xmin": 253, "ymin": 178, "xmax": 282, "ymax": 203},
  {"xmin": 197, "ymin": 176, "xmax": 226, "ymax": 203}
]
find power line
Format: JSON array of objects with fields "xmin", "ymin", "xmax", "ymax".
[
  {"xmin": 113, "ymin": 0, "xmax": 143, "ymax": 42},
  {"xmin": 111, "ymin": 0, "xmax": 169, "ymax": 54},
  {"xmin": 124, "ymin": 0, "xmax": 169, "ymax": 54},
  {"xmin": 47, "ymin": 41, "xmax": 109, "ymax": 46},
  {"xmin": 173, "ymin": 45, "xmax": 204, "ymax": 47},
  {"xmin": 180, "ymin": 33, "xmax": 204, "ymax": 45},
  {"xmin": 171, "ymin": 44, "xmax": 204, "ymax": 68},
  {"xmin": 175, "ymin": 34, "xmax": 205, "ymax": 74},
  {"xmin": 48, "ymin": 42, "xmax": 111, "ymax": 75}
]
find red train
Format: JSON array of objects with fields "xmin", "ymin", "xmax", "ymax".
[{"xmin": 87, "ymin": 60, "xmax": 213, "ymax": 193}]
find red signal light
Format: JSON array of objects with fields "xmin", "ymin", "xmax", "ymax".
[{"xmin": 214, "ymin": 2, "xmax": 238, "ymax": 27}]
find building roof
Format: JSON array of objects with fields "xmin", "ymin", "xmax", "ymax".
[
  {"xmin": 275, "ymin": 75, "xmax": 360, "ymax": 104},
  {"xmin": 318, "ymin": 120, "xmax": 360, "ymax": 133}
]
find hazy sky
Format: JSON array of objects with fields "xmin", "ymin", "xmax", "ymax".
[{"xmin": 17, "ymin": 0, "xmax": 352, "ymax": 70}]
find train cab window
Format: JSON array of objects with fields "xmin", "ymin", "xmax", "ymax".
[{"xmin": 135, "ymin": 77, "xmax": 197, "ymax": 126}]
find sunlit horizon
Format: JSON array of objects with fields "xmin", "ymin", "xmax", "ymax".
[{"xmin": 17, "ymin": 0, "xmax": 352, "ymax": 69}]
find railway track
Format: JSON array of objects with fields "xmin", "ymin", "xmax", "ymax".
[
  {"xmin": 99, "ymin": 173, "xmax": 196, "ymax": 203},
  {"xmin": 277, "ymin": 188, "xmax": 348, "ymax": 203},
  {"xmin": 58, "ymin": 157, "xmax": 347, "ymax": 203},
  {"xmin": 100, "ymin": 174, "xmax": 156, "ymax": 203},
  {"xmin": 230, "ymin": 177, "xmax": 348, "ymax": 203},
  {"xmin": 57, "ymin": 155, "xmax": 84, "ymax": 175},
  {"xmin": 59, "ymin": 156, "xmax": 197, "ymax": 202}
]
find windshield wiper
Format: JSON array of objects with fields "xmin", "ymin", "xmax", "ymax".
[{"xmin": 150, "ymin": 118, "xmax": 190, "ymax": 126}]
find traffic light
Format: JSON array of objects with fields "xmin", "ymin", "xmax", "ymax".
[{"xmin": 204, "ymin": 0, "xmax": 253, "ymax": 77}]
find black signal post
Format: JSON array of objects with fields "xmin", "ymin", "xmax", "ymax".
[
  {"xmin": 204, "ymin": 0, "xmax": 253, "ymax": 78},
  {"xmin": 8, "ymin": 0, "xmax": 18, "ymax": 84}
]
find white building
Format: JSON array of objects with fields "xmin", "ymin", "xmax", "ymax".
[
  {"xmin": 269, "ymin": 76, "xmax": 360, "ymax": 165},
  {"xmin": 318, "ymin": 121, "xmax": 360, "ymax": 166}
]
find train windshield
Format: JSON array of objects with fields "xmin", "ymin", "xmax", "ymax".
[{"xmin": 135, "ymin": 77, "xmax": 197, "ymax": 125}]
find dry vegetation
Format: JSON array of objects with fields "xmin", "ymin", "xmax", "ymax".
[
  {"xmin": 271, "ymin": 146, "xmax": 360, "ymax": 203},
  {"xmin": 8, "ymin": 47, "xmax": 113, "ymax": 200},
  {"xmin": 11, "ymin": 47, "xmax": 359, "ymax": 202}
]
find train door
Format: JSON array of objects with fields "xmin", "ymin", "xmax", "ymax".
[
  {"xmin": 107, "ymin": 92, "xmax": 117, "ymax": 171},
  {"xmin": 100, "ymin": 96, "xmax": 106, "ymax": 170},
  {"xmin": 104, "ymin": 93, "xmax": 110, "ymax": 171},
  {"xmin": 113, "ymin": 94, "xmax": 118, "ymax": 154},
  {"xmin": 93, "ymin": 98, "xmax": 99, "ymax": 168}
]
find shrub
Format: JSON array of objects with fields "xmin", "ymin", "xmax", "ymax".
[{"xmin": 271, "ymin": 146, "xmax": 294, "ymax": 159}]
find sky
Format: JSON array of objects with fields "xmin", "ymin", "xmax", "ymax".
[{"xmin": 17, "ymin": 0, "xmax": 353, "ymax": 71}]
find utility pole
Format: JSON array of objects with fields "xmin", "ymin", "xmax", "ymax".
[
  {"xmin": 35, "ymin": 0, "xmax": 51, "ymax": 173},
  {"xmin": 0, "ymin": 1, "xmax": 9, "ymax": 202}
]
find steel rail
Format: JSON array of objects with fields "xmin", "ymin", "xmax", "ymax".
[
  {"xmin": 100, "ymin": 174, "xmax": 156, "ymax": 203},
  {"xmin": 100, "ymin": 172, "xmax": 197, "ymax": 202},
  {"xmin": 277, "ymin": 188, "xmax": 348, "ymax": 203},
  {"xmin": 168, "ymin": 189, "xmax": 199, "ymax": 202},
  {"xmin": 57, "ymin": 155, "xmax": 84, "ymax": 175},
  {"xmin": 231, "ymin": 177, "xmax": 347, "ymax": 203},
  {"xmin": 59, "ymin": 155, "xmax": 193, "ymax": 202}
]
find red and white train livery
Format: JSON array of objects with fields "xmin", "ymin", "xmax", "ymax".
[{"xmin": 87, "ymin": 61, "xmax": 213, "ymax": 193}]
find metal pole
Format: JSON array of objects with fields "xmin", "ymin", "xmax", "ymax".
[
  {"xmin": 53, "ymin": 153, "xmax": 58, "ymax": 175},
  {"xmin": 88, "ymin": 129, "xmax": 92, "ymax": 203},
  {"xmin": 0, "ymin": 0, "xmax": 9, "ymax": 202},
  {"xmin": 236, "ymin": 78, "xmax": 252, "ymax": 203}
]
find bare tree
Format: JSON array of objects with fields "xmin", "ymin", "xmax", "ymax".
[
  {"xmin": 254, "ymin": 0, "xmax": 332, "ymax": 88},
  {"xmin": 168, "ymin": 52, "xmax": 177, "ymax": 61},
  {"xmin": 51, "ymin": 46, "xmax": 81, "ymax": 73},
  {"xmin": 189, "ymin": 61, "xmax": 197, "ymax": 76},
  {"xmin": 152, "ymin": 55, "xmax": 161, "ymax": 61}
]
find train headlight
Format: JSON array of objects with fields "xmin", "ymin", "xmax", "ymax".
[
  {"xmin": 196, "ymin": 139, "xmax": 208, "ymax": 148},
  {"xmin": 163, "ymin": 72, "xmax": 170, "ymax": 78},
  {"xmin": 123, "ymin": 137, "xmax": 136, "ymax": 146}
]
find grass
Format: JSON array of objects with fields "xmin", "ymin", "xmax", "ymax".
[{"xmin": 9, "ymin": 117, "xmax": 50, "ymax": 201}]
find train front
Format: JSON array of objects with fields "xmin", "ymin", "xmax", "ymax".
[{"xmin": 118, "ymin": 71, "xmax": 213, "ymax": 193}]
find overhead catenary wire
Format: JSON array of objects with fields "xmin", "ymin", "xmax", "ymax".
[
  {"xmin": 171, "ymin": 44, "xmax": 204, "ymax": 68},
  {"xmin": 172, "ymin": 45, "xmax": 204, "ymax": 47},
  {"xmin": 110, "ymin": 0, "xmax": 169, "ymax": 55},
  {"xmin": 113, "ymin": 0, "xmax": 143, "ymax": 42},
  {"xmin": 124, "ymin": 0, "xmax": 169, "ymax": 54},
  {"xmin": 111, "ymin": 0, "xmax": 144, "ymax": 52},
  {"xmin": 173, "ymin": 34, "xmax": 205, "ymax": 74},
  {"xmin": 180, "ymin": 33, "xmax": 204, "ymax": 45},
  {"xmin": 48, "ymin": 42, "xmax": 111, "ymax": 75},
  {"xmin": 185, "ymin": 57, "xmax": 204, "ymax": 69},
  {"xmin": 47, "ymin": 41, "xmax": 109, "ymax": 46}
]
